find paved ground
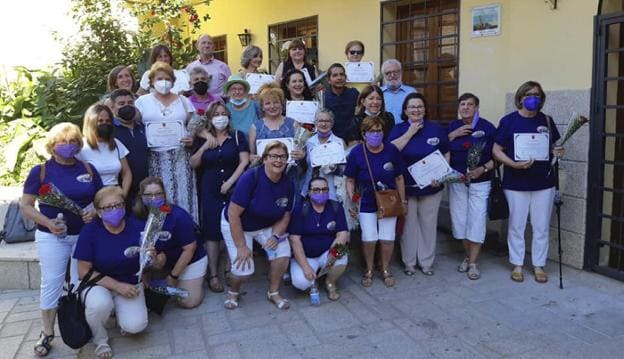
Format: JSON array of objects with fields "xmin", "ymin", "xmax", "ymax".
[{"xmin": 2, "ymin": 244, "xmax": 624, "ymax": 359}]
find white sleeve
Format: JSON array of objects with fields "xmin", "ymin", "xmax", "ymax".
[
  {"xmin": 139, "ymin": 71, "xmax": 150, "ymax": 91},
  {"xmin": 173, "ymin": 69, "xmax": 191, "ymax": 93},
  {"xmin": 181, "ymin": 96, "xmax": 195, "ymax": 114},
  {"xmin": 115, "ymin": 139, "xmax": 130, "ymax": 159}
]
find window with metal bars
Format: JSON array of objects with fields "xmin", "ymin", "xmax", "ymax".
[
  {"xmin": 268, "ymin": 16, "xmax": 318, "ymax": 74},
  {"xmin": 380, "ymin": 0, "xmax": 459, "ymax": 125}
]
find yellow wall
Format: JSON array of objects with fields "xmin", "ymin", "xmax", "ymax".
[
  {"xmin": 458, "ymin": 0, "xmax": 598, "ymax": 123},
  {"xmin": 193, "ymin": 0, "xmax": 381, "ymax": 73}
]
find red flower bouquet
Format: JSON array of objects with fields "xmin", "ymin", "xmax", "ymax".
[
  {"xmin": 318, "ymin": 244, "xmax": 349, "ymax": 276},
  {"xmin": 37, "ymin": 183, "xmax": 83, "ymax": 216}
]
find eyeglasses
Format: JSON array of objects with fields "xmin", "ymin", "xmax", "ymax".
[
  {"xmin": 99, "ymin": 202, "xmax": 125, "ymax": 212},
  {"xmin": 349, "ymin": 50, "xmax": 364, "ymax": 55},
  {"xmin": 310, "ymin": 187, "xmax": 330, "ymax": 194},
  {"xmin": 267, "ymin": 154, "xmax": 288, "ymax": 161},
  {"xmin": 142, "ymin": 191, "xmax": 165, "ymax": 199},
  {"xmin": 407, "ymin": 105, "xmax": 425, "ymax": 110},
  {"xmin": 384, "ymin": 70, "xmax": 401, "ymax": 76}
]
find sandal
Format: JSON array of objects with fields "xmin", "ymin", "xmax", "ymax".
[
  {"xmin": 533, "ymin": 267, "xmax": 548, "ymax": 283},
  {"xmin": 403, "ymin": 266, "xmax": 416, "ymax": 276},
  {"xmin": 421, "ymin": 267, "xmax": 434, "ymax": 276},
  {"xmin": 511, "ymin": 266, "xmax": 524, "ymax": 282},
  {"xmin": 95, "ymin": 343, "xmax": 113, "ymax": 359},
  {"xmin": 381, "ymin": 270, "xmax": 396, "ymax": 287},
  {"xmin": 267, "ymin": 291, "xmax": 290, "ymax": 310},
  {"xmin": 208, "ymin": 275, "xmax": 224, "ymax": 293},
  {"xmin": 467, "ymin": 263, "xmax": 481, "ymax": 280},
  {"xmin": 34, "ymin": 331, "xmax": 54, "ymax": 357},
  {"xmin": 457, "ymin": 258, "xmax": 469, "ymax": 273},
  {"xmin": 361, "ymin": 270, "xmax": 373, "ymax": 287},
  {"xmin": 223, "ymin": 290, "xmax": 240, "ymax": 310},
  {"xmin": 325, "ymin": 281, "xmax": 340, "ymax": 301}
]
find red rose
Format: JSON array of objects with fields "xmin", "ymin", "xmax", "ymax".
[
  {"xmin": 330, "ymin": 248, "xmax": 338, "ymax": 257},
  {"xmin": 38, "ymin": 183, "xmax": 52, "ymax": 196},
  {"xmin": 462, "ymin": 141, "xmax": 471, "ymax": 149},
  {"xmin": 352, "ymin": 193, "xmax": 361, "ymax": 202},
  {"xmin": 160, "ymin": 204, "xmax": 172, "ymax": 214},
  {"xmin": 302, "ymin": 123, "xmax": 315, "ymax": 131},
  {"xmin": 196, "ymin": 109, "xmax": 205, "ymax": 116}
]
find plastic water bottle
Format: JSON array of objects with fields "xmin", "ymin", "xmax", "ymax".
[
  {"xmin": 376, "ymin": 181, "xmax": 388, "ymax": 190},
  {"xmin": 265, "ymin": 247, "xmax": 277, "ymax": 259},
  {"xmin": 309, "ymin": 284, "xmax": 321, "ymax": 306},
  {"xmin": 55, "ymin": 213, "xmax": 67, "ymax": 239}
]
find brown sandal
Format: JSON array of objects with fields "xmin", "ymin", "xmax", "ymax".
[
  {"xmin": 325, "ymin": 282, "xmax": 340, "ymax": 300},
  {"xmin": 208, "ymin": 275, "xmax": 224, "ymax": 292},
  {"xmin": 382, "ymin": 270, "xmax": 396, "ymax": 287},
  {"xmin": 533, "ymin": 267, "xmax": 548, "ymax": 283},
  {"xmin": 511, "ymin": 266, "xmax": 524, "ymax": 282},
  {"xmin": 361, "ymin": 270, "xmax": 373, "ymax": 287}
]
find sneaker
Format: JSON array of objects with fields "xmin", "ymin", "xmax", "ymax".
[
  {"xmin": 457, "ymin": 258, "xmax": 469, "ymax": 273},
  {"xmin": 467, "ymin": 263, "xmax": 480, "ymax": 280}
]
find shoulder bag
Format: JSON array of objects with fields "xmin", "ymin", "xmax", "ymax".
[
  {"xmin": 487, "ymin": 165, "xmax": 509, "ymax": 221},
  {"xmin": 362, "ymin": 145, "xmax": 403, "ymax": 219}
]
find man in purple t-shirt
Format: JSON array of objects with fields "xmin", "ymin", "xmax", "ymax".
[{"xmin": 186, "ymin": 34, "xmax": 232, "ymax": 98}]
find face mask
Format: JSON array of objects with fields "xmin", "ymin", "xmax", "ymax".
[
  {"xmin": 54, "ymin": 143, "xmax": 80, "ymax": 159},
  {"xmin": 523, "ymin": 96, "xmax": 541, "ymax": 111},
  {"xmin": 193, "ymin": 81, "xmax": 209, "ymax": 95},
  {"xmin": 142, "ymin": 198, "xmax": 165, "ymax": 208},
  {"xmin": 364, "ymin": 109, "xmax": 380, "ymax": 117},
  {"xmin": 364, "ymin": 132, "xmax": 383, "ymax": 147},
  {"xmin": 154, "ymin": 80, "xmax": 173, "ymax": 95},
  {"xmin": 117, "ymin": 105, "xmax": 136, "ymax": 122},
  {"xmin": 96, "ymin": 124, "xmax": 114, "ymax": 139},
  {"xmin": 101, "ymin": 208, "xmax": 125, "ymax": 227},
  {"xmin": 230, "ymin": 97, "xmax": 247, "ymax": 106},
  {"xmin": 310, "ymin": 192, "xmax": 329, "ymax": 205},
  {"xmin": 317, "ymin": 129, "xmax": 332, "ymax": 139},
  {"xmin": 211, "ymin": 115, "xmax": 229, "ymax": 130}
]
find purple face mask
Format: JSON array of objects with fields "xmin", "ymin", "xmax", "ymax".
[
  {"xmin": 142, "ymin": 198, "xmax": 165, "ymax": 209},
  {"xmin": 54, "ymin": 143, "xmax": 80, "ymax": 159},
  {"xmin": 317, "ymin": 130, "xmax": 332, "ymax": 139},
  {"xmin": 310, "ymin": 192, "xmax": 329, "ymax": 205},
  {"xmin": 364, "ymin": 132, "xmax": 383, "ymax": 147},
  {"xmin": 101, "ymin": 208, "xmax": 125, "ymax": 227},
  {"xmin": 523, "ymin": 96, "xmax": 541, "ymax": 111}
]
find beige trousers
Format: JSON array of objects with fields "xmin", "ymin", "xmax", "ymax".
[{"xmin": 401, "ymin": 191, "xmax": 443, "ymax": 268}]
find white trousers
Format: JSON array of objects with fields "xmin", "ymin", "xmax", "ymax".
[
  {"xmin": 358, "ymin": 212, "xmax": 397, "ymax": 242},
  {"xmin": 290, "ymin": 250, "xmax": 348, "ymax": 290},
  {"xmin": 83, "ymin": 285, "xmax": 148, "ymax": 346},
  {"xmin": 35, "ymin": 230, "xmax": 78, "ymax": 310},
  {"xmin": 449, "ymin": 181, "xmax": 491, "ymax": 244},
  {"xmin": 221, "ymin": 211, "xmax": 291, "ymax": 277},
  {"xmin": 504, "ymin": 188, "xmax": 555, "ymax": 267}
]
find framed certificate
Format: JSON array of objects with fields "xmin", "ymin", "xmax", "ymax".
[
  {"xmin": 145, "ymin": 121, "xmax": 184, "ymax": 148},
  {"xmin": 345, "ymin": 62, "xmax": 375, "ymax": 83},
  {"xmin": 256, "ymin": 137, "xmax": 295, "ymax": 163},
  {"xmin": 309, "ymin": 142, "xmax": 346, "ymax": 167},
  {"xmin": 246, "ymin": 73, "xmax": 275, "ymax": 94},
  {"xmin": 407, "ymin": 150, "xmax": 453, "ymax": 189},
  {"xmin": 513, "ymin": 133, "xmax": 549, "ymax": 161},
  {"xmin": 286, "ymin": 100, "xmax": 319, "ymax": 124}
]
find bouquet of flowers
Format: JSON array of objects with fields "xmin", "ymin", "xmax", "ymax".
[
  {"xmin": 148, "ymin": 279, "xmax": 189, "ymax": 299},
  {"xmin": 466, "ymin": 141, "xmax": 486, "ymax": 171},
  {"xmin": 318, "ymin": 244, "xmax": 349, "ymax": 277},
  {"xmin": 124, "ymin": 204, "xmax": 172, "ymax": 282},
  {"xmin": 439, "ymin": 170, "xmax": 467, "ymax": 184},
  {"xmin": 293, "ymin": 122, "xmax": 315, "ymax": 150},
  {"xmin": 37, "ymin": 183, "xmax": 83, "ymax": 216},
  {"xmin": 186, "ymin": 108, "xmax": 208, "ymax": 137},
  {"xmin": 550, "ymin": 113, "xmax": 589, "ymax": 168}
]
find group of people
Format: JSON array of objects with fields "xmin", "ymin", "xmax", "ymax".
[{"xmin": 21, "ymin": 33, "xmax": 564, "ymax": 358}]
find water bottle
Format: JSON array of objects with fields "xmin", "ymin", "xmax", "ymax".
[
  {"xmin": 376, "ymin": 181, "xmax": 388, "ymax": 191},
  {"xmin": 55, "ymin": 213, "xmax": 67, "ymax": 239},
  {"xmin": 309, "ymin": 284, "xmax": 321, "ymax": 306}
]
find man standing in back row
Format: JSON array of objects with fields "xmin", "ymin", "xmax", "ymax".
[
  {"xmin": 186, "ymin": 34, "xmax": 232, "ymax": 98},
  {"xmin": 381, "ymin": 59, "xmax": 417, "ymax": 124}
]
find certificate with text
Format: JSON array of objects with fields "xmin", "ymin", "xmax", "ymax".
[
  {"xmin": 256, "ymin": 137, "xmax": 295, "ymax": 163},
  {"xmin": 146, "ymin": 120, "xmax": 184, "ymax": 148},
  {"xmin": 286, "ymin": 100, "xmax": 319, "ymax": 124},
  {"xmin": 345, "ymin": 62, "xmax": 375, "ymax": 83},
  {"xmin": 309, "ymin": 142, "xmax": 346, "ymax": 167},
  {"xmin": 246, "ymin": 73, "xmax": 275, "ymax": 94},
  {"xmin": 513, "ymin": 133, "xmax": 549, "ymax": 161},
  {"xmin": 407, "ymin": 150, "xmax": 453, "ymax": 189}
]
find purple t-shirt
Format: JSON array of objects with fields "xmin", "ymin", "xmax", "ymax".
[
  {"xmin": 344, "ymin": 143, "xmax": 405, "ymax": 213},
  {"xmin": 23, "ymin": 160, "xmax": 103, "ymax": 235},
  {"xmin": 447, "ymin": 118, "xmax": 496, "ymax": 183},
  {"xmin": 225, "ymin": 166, "xmax": 294, "ymax": 231},
  {"xmin": 135, "ymin": 205, "xmax": 206, "ymax": 270},
  {"xmin": 388, "ymin": 120, "xmax": 449, "ymax": 197},
  {"xmin": 288, "ymin": 200, "xmax": 348, "ymax": 258},
  {"xmin": 188, "ymin": 94, "xmax": 218, "ymax": 113},
  {"xmin": 74, "ymin": 217, "xmax": 143, "ymax": 284},
  {"xmin": 494, "ymin": 111, "xmax": 561, "ymax": 191}
]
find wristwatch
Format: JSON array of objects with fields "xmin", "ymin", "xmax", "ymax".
[
  {"xmin": 482, "ymin": 165, "xmax": 489, "ymax": 173},
  {"xmin": 169, "ymin": 273, "xmax": 179, "ymax": 280}
]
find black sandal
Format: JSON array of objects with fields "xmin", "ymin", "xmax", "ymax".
[
  {"xmin": 34, "ymin": 331, "xmax": 54, "ymax": 357},
  {"xmin": 208, "ymin": 275, "xmax": 224, "ymax": 292}
]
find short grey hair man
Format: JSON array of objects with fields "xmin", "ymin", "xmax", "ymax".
[{"xmin": 380, "ymin": 58, "xmax": 417, "ymax": 124}]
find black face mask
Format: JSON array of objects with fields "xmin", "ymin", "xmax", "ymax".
[
  {"xmin": 193, "ymin": 81, "xmax": 209, "ymax": 95},
  {"xmin": 96, "ymin": 124, "xmax": 114, "ymax": 139},
  {"xmin": 117, "ymin": 105, "xmax": 136, "ymax": 122}
]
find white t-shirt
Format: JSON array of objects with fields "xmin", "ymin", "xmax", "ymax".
[
  {"xmin": 135, "ymin": 94, "xmax": 195, "ymax": 152},
  {"xmin": 76, "ymin": 139, "xmax": 129, "ymax": 186},
  {"xmin": 140, "ymin": 69, "xmax": 191, "ymax": 95}
]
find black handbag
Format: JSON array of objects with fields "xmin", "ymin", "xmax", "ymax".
[
  {"xmin": 57, "ymin": 268, "xmax": 104, "ymax": 349},
  {"xmin": 488, "ymin": 166, "xmax": 509, "ymax": 220}
]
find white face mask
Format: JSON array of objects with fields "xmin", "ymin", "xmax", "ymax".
[
  {"xmin": 211, "ymin": 115, "xmax": 229, "ymax": 130},
  {"xmin": 154, "ymin": 80, "xmax": 173, "ymax": 95}
]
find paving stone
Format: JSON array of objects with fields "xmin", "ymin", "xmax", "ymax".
[
  {"xmin": 0, "ymin": 298, "xmax": 18, "ymax": 312},
  {"xmin": 3, "ymin": 310, "xmax": 40, "ymax": 323},
  {"xmin": 171, "ymin": 325, "xmax": 205, "ymax": 354},
  {"xmin": 209, "ymin": 342, "xmax": 242, "ymax": 359},
  {"xmin": 0, "ymin": 335, "xmax": 22, "ymax": 359},
  {"xmin": 114, "ymin": 344, "xmax": 171, "ymax": 359},
  {"xmin": 0, "ymin": 319, "xmax": 31, "ymax": 338},
  {"xmin": 279, "ymin": 319, "xmax": 320, "ymax": 349}
]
